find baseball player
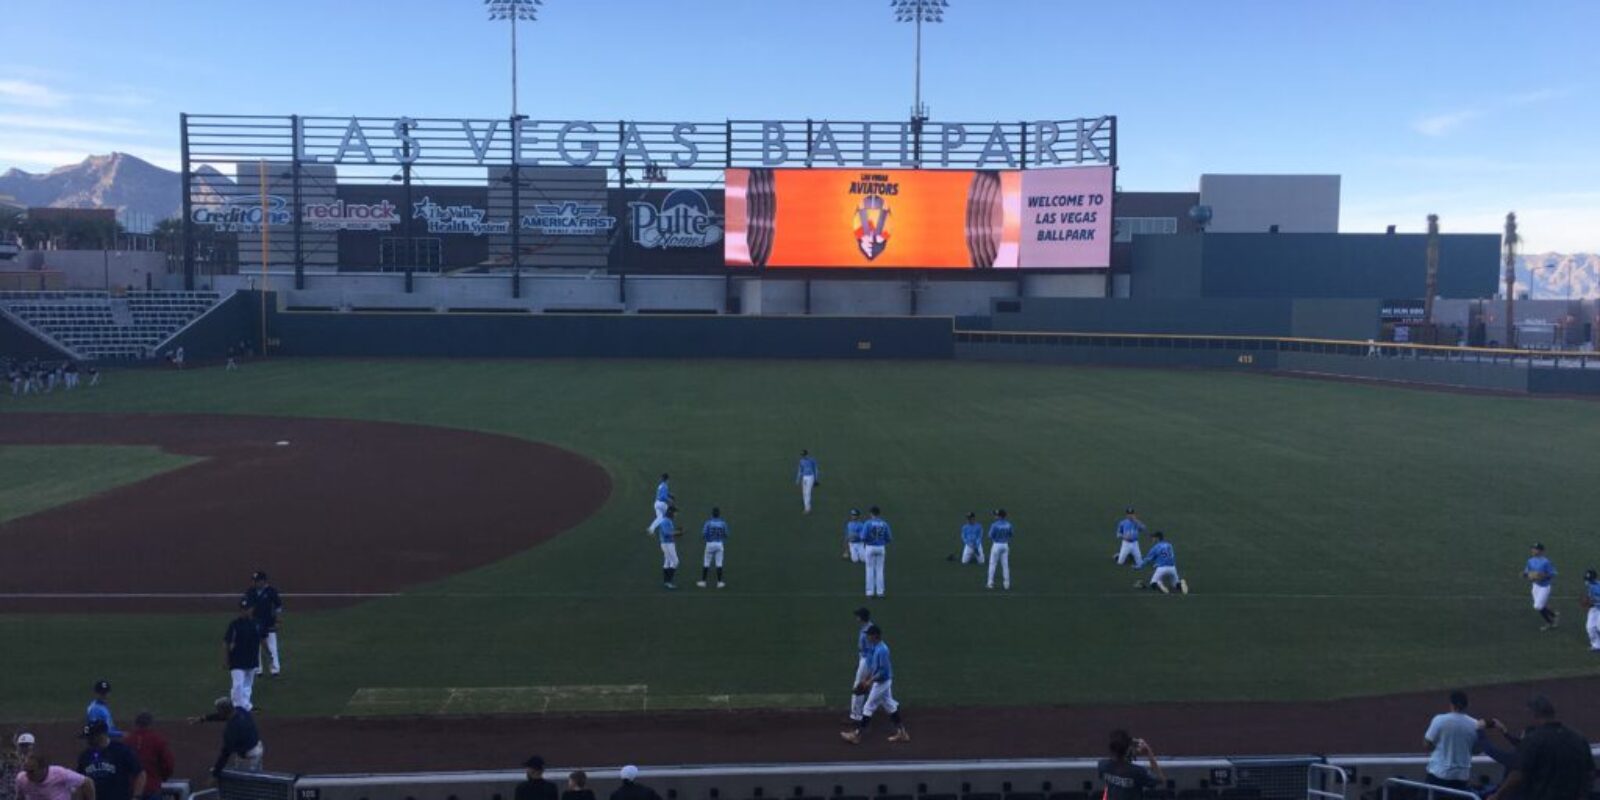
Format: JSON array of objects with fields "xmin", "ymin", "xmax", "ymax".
[
  {"xmin": 1135, "ymin": 531, "xmax": 1189, "ymax": 594},
  {"xmin": 1114, "ymin": 508, "xmax": 1146, "ymax": 567},
  {"xmin": 987, "ymin": 509, "xmax": 1014, "ymax": 590},
  {"xmin": 843, "ymin": 509, "xmax": 866, "ymax": 562},
  {"xmin": 1523, "ymin": 543, "xmax": 1559, "ymax": 630},
  {"xmin": 647, "ymin": 474, "xmax": 674, "ymax": 534},
  {"xmin": 795, "ymin": 450, "xmax": 820, "ymax": 514},
  {"xmin": 840, "ymin": 624, "xmax": 909, "ymax": 744},
  {"xmin": 958, "ymin": 512, "xmax": 985, "ymax": 565},
  {"xmin": 862, "ymin": 506, "xmax": 892, "ymax": 598},
  {"xmin": 85, "ymin": 680, "xmax": 122, "ymax": 738},
  {"xmin": 224, "ymin": 599, "xmax": 261, "ymax": 710},
  {"xmin": 697, "ymin": 507, "xmax": 728, "ymax": 589},
  {"xmin": 1583, "ymin": 568, "xmax": 1600, "ymax": 653},
  {"xmin": 656, "ymin": 507, "xmax": 681, "ymax": 590},
  {"xmin": 846, "ymin": 608, "xmax": 874, "ymax": 724},
  {"xmin": 242, "ymin": 571, "xmax": 283, "ymax": 676}
]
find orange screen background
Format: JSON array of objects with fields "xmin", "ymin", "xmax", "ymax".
[{"xmin": 762, "ymin": 169, "xmax": 979, "ymax": 269}]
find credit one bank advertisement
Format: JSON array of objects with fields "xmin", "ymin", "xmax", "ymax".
[{"xmin": 725, "ymin": 166, "xmax": 1111, "ymax": 270}]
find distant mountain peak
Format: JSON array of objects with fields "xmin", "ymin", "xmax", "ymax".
[{"xmin": 0, "ymin": 151, "xmax": 230, "ymax": 229}]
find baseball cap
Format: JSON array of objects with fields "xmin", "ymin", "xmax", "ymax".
[
  {"xmin": 252, "ymin": 571, "xmax": 268, "ymax": 581},
  {"xmin": 80, "ymin": 720, "xmax": 108, "ymax": 738},
  {"xmin": 620, "ymin": 766, "xmax": 639, "ymax": 782},
  {"xmin": 92, "ymin": 679, "xmax": 110, "ymax": 694},
  {"xmin": 239, "ymin": 598, "xmax": 252, "ymax": 609},
  {"xmin": 14, "ymin": 733, "xmax": 34, "ymax": 746},
  {"xmin": 849, "ymin": 508, "xmax": 860, "ymax": 516},
  {"xmin": 994, "ymin": 508, "xmax": 1007, "ymax": 517},
  {"xmin": 1125, "ymin": 507, "xmax": 1136, "ymax": 514},
  {"xmin": 965, "ymin": 511, "xmax": 975, "ymax": 519},
  {"xmin": 1531, "ymin": 542, "xmax": 1545, "ymax": 551},
  {"xmin": 523, "ymin": 755, "xmax": 545, "ymax": 770}
]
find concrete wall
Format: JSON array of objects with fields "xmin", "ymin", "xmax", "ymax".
[
  {"xmin": 16, "ymin": 250, "xmax": 167, "ymax": 290},
  {"xmin": 991, "ymin": 297, "xmax": 1296, "ymax": 336},
  {"xmin": 1199, "ymin": 174, "xmax": 1340, "ymax": 233},
  {"xmin": 0, "ymin": 307, "xmax": 73, "ymax": 359}
]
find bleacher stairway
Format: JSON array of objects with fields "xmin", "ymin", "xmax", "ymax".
[{"xmin": 0, "ymin": 290, "xmax": 223, "ymax": 360}]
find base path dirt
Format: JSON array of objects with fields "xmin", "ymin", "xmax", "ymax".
[{"xmin": 0, "ymin": 413, "xmax": 611, "ymax": 612}]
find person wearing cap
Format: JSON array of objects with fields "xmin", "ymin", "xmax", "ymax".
[
  {"xmin": 121, "ymin": 715, "xmax": 171, "ymax": 800},
  {"xmin": 608, "ymin": 766, "xmax": 660, "ymax": 800},
  {"xmin": 514, "ymin": 756, "xmax": 557, "ymax": 800},
  {"xmin": 1, "ymin": 733, "xmax": 35, "ymax": 800},
  {"xmin": 861, "ymin": 506, "xmax": 892, "ymax": 598},
  {"xmin": 840, "ymin": 624, "xmax": 909, "ymax": 744},
  {"xmin": 986, "ymin": 509, "xmax": 1014, "ymax": 591},
  {"xmin": 75, "ymin": 722, "xmax": 143, "ymax": 800},
  {"xmin": 653, "ymin": 506, "xmax": 681, "ymax": 590},
  {"xmin": 1521, "ymin": 544, "xmax": 1559, "ymax": 630},
  {"xmin": 1485, "ymin": 695, "xmax": 1594, "ymax": 800},
  {"xmin": 15, "ymin": 753, "xmax": 94, "ymax": 800},
  {"xmin": 1114, "ymin": 508, "xmax": 1145, "ymax": 568},
  {"xmin": 560, "ymin": 771, "xmax": 594, "ymax": 800},
  {"xmin": 1582, "ymin": 568, "xmax": 1600, "ymax": 652},
  {"xmin": 1137, "ymin": 531, "xmax": 1190, "ymax": 595},
  {"xmin": 83, "ymin": 683, "xmax": 120, "ymax": 740},
  {"xmin": 847, "ymin": 607, "xmax": 874, "ymax": 725},
  {"xmin": 646, "ymin": 474, "xmax": 674, "ymax": 534},
  {"xmin": 223, "ymin": 600, "xmax": 262, "ymax": 710},
  {"xmin": 697, "ymin": 507, "xmax": 729, "ymax": 589},
  {"xmin": 241, "ymin": 571, "xmax": 283, "ymax": 677},
  {"xmin": 794, "ymin": 450, "xmax": 820, "ymax": 514},
  {"xmin": 843, "ymin": 509, "xmax": 866, "ymax": 563},
  {"xmin": 958, "ymin": 512, "xmax": 985, "ymax": 566},
  {"xmin": 199, "ymin": 698, "xmax": 262, "ymax": 778}
]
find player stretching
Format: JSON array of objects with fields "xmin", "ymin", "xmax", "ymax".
[
  {"xmin": 1583, "ymin": 569, "xmax": 1600, "ymax": 653},
  {"xmin": 646, "ymin": 474, "xmax": 674, "ymax": 534},
  {"xmin": 795, "ymin": 450, "xmax": 820, "ymax": 514},
  {"xmin": 1136, "ymin": 531, "xmax": 1189, "ymax": 594},
  {"xmin": 862, "ymin": 506, "xmax": 892, "ymax": 598},
  {"xmin": 843, "ymin": 509, "xmax": 866, "ymax": 562},
  {"xmin": 243, "ymin": 571, "xmax": 283, "ymax": 677},
  {"xmin": 1523, "ymin": 543, "xmax": 1559, "ymax": 630},
  {"xmin": 958, "ymin": 512, "xmax": 985, "ymax": 565},
  {"xmin": 697, "ymin": 507, "xmax": 728, "ymax": 589},
  {"xmin": 840, "ymin": 624, "xmax": 909, "ymax": 744},
  {"xmin": 987, "ymin": 509, "xmax": 1014, "ymax": 590},
  {"xmin": 656, "ymin": 507, "xmax": 681, "ymax": 590},
  {"xmin": 1114, "ymin": 508, "xmax": 1145, "ymax": 567},
  {"xmin": 847, "ymin": 607, "xmax": 873, "ymax": 724}
]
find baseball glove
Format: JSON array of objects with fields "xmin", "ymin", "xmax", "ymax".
[
  {"xmin": 852, "ymin": 682, "xmax": 871, "ymax": 696},
  {"xmin": 1526, "ymin": 571, "xmax": 1548, "ymax": 583}
]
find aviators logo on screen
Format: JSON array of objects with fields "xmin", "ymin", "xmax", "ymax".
[{"xmin": 849, "ymin": 174, "xmax": 899, "ymax": 260}]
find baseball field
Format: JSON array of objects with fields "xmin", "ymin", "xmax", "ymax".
[{"xmin": 2, "ymin": 359, "xmax": 1598, "ymax": 766}]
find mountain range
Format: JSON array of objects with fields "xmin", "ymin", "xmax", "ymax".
[{"xmin": 0, "ymin": 152, "xmax": 229, "ymax": 232}]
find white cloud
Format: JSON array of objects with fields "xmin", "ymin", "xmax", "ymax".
[
  {"xmin": 0, "ymin": 78, "xmax": 64, "ymax": 108},
  {"xmin": 1411, "ymin": 109, "xmax": 1482, "ymax": 137},
  {"xmin": 1409, "ymin": 86, "xmax": 1575, "ymax": 138}
]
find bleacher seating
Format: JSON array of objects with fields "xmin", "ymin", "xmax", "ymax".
[{"xmin": 0, "ymin": 290, "xmax": 222, "ymax": 360}]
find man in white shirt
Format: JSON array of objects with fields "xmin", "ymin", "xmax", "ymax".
[{"xmin": 1423, "ymin": 690, "xmax": 1480, "ymax": 790}]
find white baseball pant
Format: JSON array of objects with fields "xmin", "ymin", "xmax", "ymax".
[
  {"xmin": 849, "ymin": 541, "xmax": 865, "ymax": 563},
  {"xmin": 265, "ymin": 632, "xmax": 280, "ymax": 674},
  {"xmin": 1531, "ymin": 584, "xmax": 1552, "ymax": 611},
  {"xmin": 648, "ymin": 500, "xmax": 668, "ymax": 533},
  {"xmin": 864, "ymin": 545, "xmax": 886, "ymax": 596},
  {"xmin": 1116, "ymin": 539, "xmax": 1142, "ymax": 566},
  {"xmin": 800, "ymin": 475, "xmax": 815, "ymax": 512},
  {"xmin": 703, "ymin": 541, "xmax": 725, "ymax": 568},
  {"xmin": 1587, "ymin": 608, "xmax": 1600, "ymax": 651},
  {"xmin": 228, "ymin": 742, "xmax": 265, "ymax": 772},
  {"xmin": 1152, "ymin": 566, "xmax": 1179, "ymax": 588},
  {"xmin": 660, "ymin": 542, "xmax": 679, "ymax": 569},
  {"xmin": 987, "ymin": 542, "xmax": 1011, "ymax": 588},
  {"xmin": 848, "ymin": 657, "xmax": 871, "ymax": 720},
  {"xmin": 961, "ymin": 543, "xmax": 985, "ymax": 564},
  {"xmin": 229, "ymin": 668, "xmax": 256, "ymax": 710},
  {"xmin": 862, "ymin": 679, "xmax": 899, "ymax": 717}
]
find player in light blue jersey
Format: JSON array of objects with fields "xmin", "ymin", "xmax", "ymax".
[
  {"xmin": 847, "ymin": 607, "xmax": 874, "ymax": 723},
  {"xmin": 1522, "ymin": 543, "xmax": 1559, "ymax": 630},
  {"xmin": 862, "ymin": 506, "xmax": 893, "ymax": 597},
  {"xmin": 843, "ymin": 509, "xmax": 867, "ymax": 562},
  {"xmin": 1114, "ymin": 508, "xmax": 1146, "ymax": 567},
  {"xmin": 958, "ymin": 512, "xmax": 985, "ymax": 565},
  {"xmin": 655, "ymin": 507, "xmax": 680, "ymax": 590},
  {"xmin": 840, "ymin": 624, "xmax": 909, "ymax": 744},
  {"xmin": 796, "ymin": 450, "xmax": 820, "ymax": 514},
  {"xmin": 1135, "ymin": 531, "xmax": 1189, "ymax": 594},
  {"xmin": 987, "ymin": 509, "xmax": 1014, "ymax": 590},
  {"xmin": 1583, "ymin": 568, "xmax": 1599, "ymax": 652},
  {"xmin": 697, "ymin": 507, "xmax": 729, "ymax": 589},
  {"xmin": 647, "ymin": 473, "xmax": 675, "ymax": 535}
]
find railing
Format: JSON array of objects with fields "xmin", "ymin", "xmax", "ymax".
[
  {"xmin": 1306, "ymin": 765, "xmax": 1348, "ymax": 800},
  {"xmin": 1379, "ymin": 777, "xmax": 1481, "ymax": 800},
  {"xmin": 954, "ymin": 329, "xmax": 1600, "ymax": 370}
]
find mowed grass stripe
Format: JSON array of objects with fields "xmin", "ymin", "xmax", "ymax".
[{"xmin": 343, "ymin": 686, "xmax": 823, "ymax": 715}]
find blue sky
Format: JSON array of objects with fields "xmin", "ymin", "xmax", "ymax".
[{"xmin": 1, "ymin": 0, "xmax": 1596, "ymax": 251}]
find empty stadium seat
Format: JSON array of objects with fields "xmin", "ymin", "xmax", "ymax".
[{"xmin": 0, "ymin": 290, "xmax": 221, "ymax": 361}]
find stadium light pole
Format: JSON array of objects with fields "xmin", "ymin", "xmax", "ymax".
[
  {"xmin": 485, "ymin": 0, "xmax": 542, "ymax": 119},
  {"xmin": 891, "ymin": 0, "xmax": 948, "ymax": 166}
]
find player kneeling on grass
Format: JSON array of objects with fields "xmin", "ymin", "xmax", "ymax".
[
  {"xmin": 1523, "ymin": 543, "xmax": 1559, "ymax": 630},
  {"xmin": 956, "ymin": 512, "xmax": 985, "ymax": 565},
  {"xmin": 841, "ymin": 624, "xmax": 909, "ymax": 744},
  {"xmin": 1134, "ymin": 531, "xmax": 1188, "ymax": 594},
  {"xmin": 698, "ymin": 507, "xmax": 728, "ymax": 589}
]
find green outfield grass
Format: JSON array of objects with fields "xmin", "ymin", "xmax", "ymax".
[
  {"xmin": 1, "ymin": 360, "xmax": 1598, "ymax": 723},
  {"xmin": 0, "ymin": 445, "xmax": 198, "ymax": 524}
]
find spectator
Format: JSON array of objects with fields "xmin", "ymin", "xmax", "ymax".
[
  {"xmin": 74, "ymin": 722, "xmax": 142, "ymax": 800},
  {"xmin": 2, "ymin": 733, "xmax": 36, "ymax": 800},
  {"xmin": 121, "ymin": 715, "xmax": 171, "ymax": 800},
  {"xmin": 1486, "ymin": 695, "xmax": 1596, "ymax": 800},
  {"xmin": 193, "ymin": 698, "xmax": 262, "ymax": 779},
  {"xmin": 15, "ymin": 754, "xmax": 94, "ymax": 800},
  {"xmin": 515, "ymin": 756, "xmax": 557, "ymax": 800},
  {"xmin": 1098, "ymin": 730, "xmax": 1166, "ymax": 800},
  {"xmin": 84, "ymin": 683, "xmax": 121, "ymax": 739},
  {"xmin": 1424, "ymin": 690, "xmax": 1480, "ymax": 790},
  {"xmin": 1475, "ymin": 717, "xmax": 1522, "ymax": 783},
  {"xmin": 608, "ymin": 766, "xmax": 661, "ymax": 800},
  {"xmin": 561, "ymin": 771, "xmax": 595, "ymax": 800}
]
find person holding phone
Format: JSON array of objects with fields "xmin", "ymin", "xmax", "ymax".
[{"xmin": 1098, "ymin": 730, "xmax": 1166, "ymax": 800}]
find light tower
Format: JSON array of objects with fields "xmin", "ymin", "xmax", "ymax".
[
  {"xmin": 1503, "ymin": 212, "xmax": 1519, "ymax": 348},
  {"xmin": 891, "ymin": 0, "xmax": 949, "ymax": 166},
  {"xmin": 485, "ymin": 0, "xmax": 543, "ymax": 119}
]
